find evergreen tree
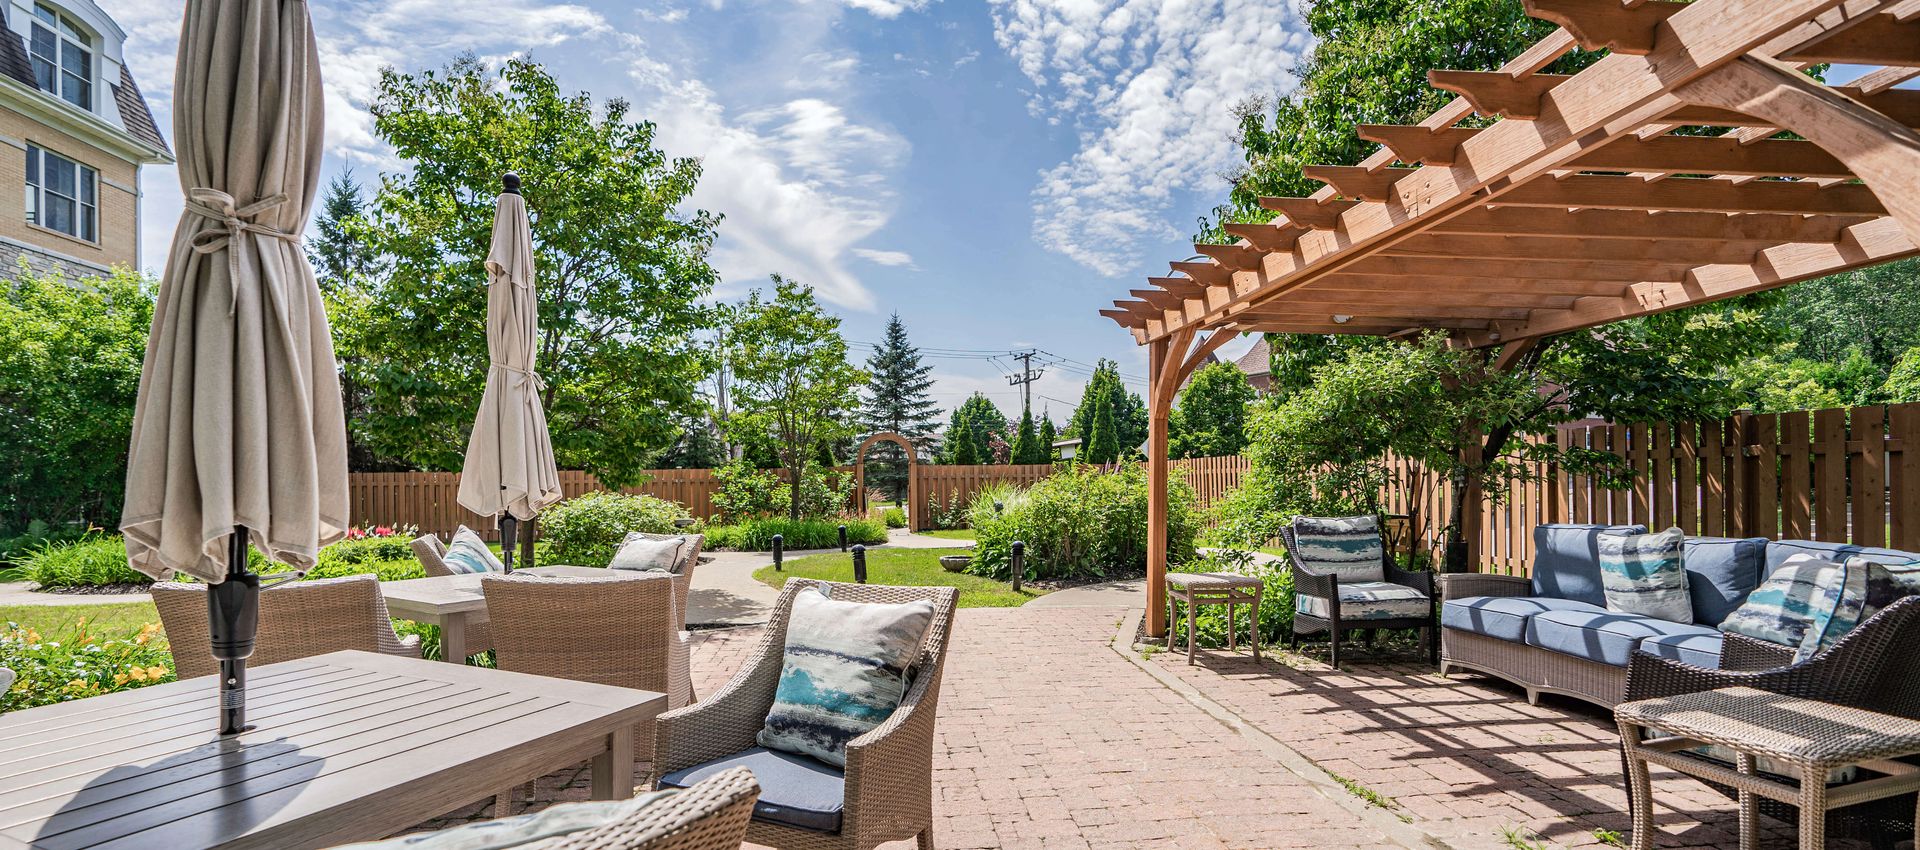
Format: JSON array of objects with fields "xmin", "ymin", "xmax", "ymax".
[
  {"xmin": 950, "ymin": 425, "xmax": 980, "ymax": 465},
  {"xmin": 1169, "ymin": 360, "xmax": 1257, "ymax": 458},
  {"xmin": 1010, "ymin": 407, "xmax": 1042, "ymax": 464},
  {"xmin": 1068, "ymin": 359, "xmax": 1147, "ymax": 458},
  {"xmin": 308, "ymin": 169, "xmax": 380, "ymax": 291},
  {"xmin": 1037, "ymin": 415, "xmax": 1058, "ymax": 461},
  {"xmin": 940, "ymin": 393, "xmax": 1005, "ymax": 464},
  {"xmin": 858, "ymin": 314, "xmax": 940, "ymax": 500},
  {"xmin": 1085, "ymin": 395, "xmax": 1119, "ymax": 464}
]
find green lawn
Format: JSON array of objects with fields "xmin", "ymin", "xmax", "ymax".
[
  {"xmin": 919, "ymin": 528, "xmax": 976, "ymax": 541},
  {"xmin": 753, "ymin": 547, "xmax": 1042, "ymax": 608},
  {"xmin": 0, "ymin": 601, "xmax": 165, "ymax": 644}
]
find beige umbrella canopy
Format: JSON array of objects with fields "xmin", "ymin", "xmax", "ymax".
[
  {"xmin": 456, "ymin": 176, "xmax": 562, "ymax": 565},
  {"xmin": 120, "ymin": 0, "xmax": 342, "ymax": 733}
]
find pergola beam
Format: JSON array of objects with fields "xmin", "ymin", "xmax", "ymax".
[
  {"xmin": 1302, "ymin": 166, "xmax": 1418, "ymax": 201},
  {"xmin": 1571, "ymin": 135, "xmax": 1851, "ymax": 177},
  {"xmin": 1220, "ymin": 222, "xmax": 1303, "ymax": 253},
  {"xmin": 1256, "ymin": 197, "xmax": 1360, "ymax": 230},
  {"xmin": 1779, "ymin": 13, "xmax": 1920, "ymax": 64},
  {"xmin": 1308, "ymin": 273, "xmax": 1632, "ymax": 297},
  {"xmin": 1524, "ymin": 0, "xmax": 1686, "ymax": 55},
  {"xmin": 1428, "ymin": 207, "xmax": 1856, "ymax": 243},
  {"xmin": 1494, "ymin": 175, "xmax": 1888, "ymax": 216},
  {"xmin": 1381, "ymin": 233, "xmax": 1778, "ymax": 264},
  {"xmin": 1342, "ymin": 255, "xmax": 1694, "ymax": 281},
  {"xmin": 1427, "ymin": 70, "xmax": 1565, "ymax": 119}
]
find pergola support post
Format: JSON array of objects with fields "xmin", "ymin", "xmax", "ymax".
[{"xmin": 1145, "ymin": 337, "xmax": 1172, "ymax": 638}]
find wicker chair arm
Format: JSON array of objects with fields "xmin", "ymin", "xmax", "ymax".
[
  {"xmin": 1384, "ymin": 563, "xmax": 1434, "ymax": 599},
  {"xmin": 651, "ymin": 589, "xmax": 797, "ymax": 777},
  {"xmin": 1718, "ymin": 632, "xmax": 1796, "ymax": 672},
  {"xmin": 842, "ymin": 651, "xmax": 945, "ymax": 842},
  {"xmin": 1437, "ymin": 573, "xmax": 1530, "ymax": 602},
  {"xmin": 1623, "ymin": 648, "xmax": 1833, "ymax": 704},
  {"xmin": 1289, "ymin": 563, "xmax": 1338, "ymax": 600}
]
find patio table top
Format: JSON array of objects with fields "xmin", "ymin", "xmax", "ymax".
[
  {"xmin": 0, "ymin": 649, "xmax": 662, "ymax": 850},
  {"xmin": 380, "ymin": 565, "xmax": 614, "ymax": 617}
]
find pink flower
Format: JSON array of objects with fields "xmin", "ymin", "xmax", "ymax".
[{"xmin": 373, "ymin": 526, "xmax": 393, "ymax": 536}]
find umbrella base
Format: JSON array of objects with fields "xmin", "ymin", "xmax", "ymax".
[{"xmin": 208, "ymin": 527, "xmax": 260, "ymax": 735}]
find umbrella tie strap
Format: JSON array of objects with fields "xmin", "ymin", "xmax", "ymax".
[
  {"xmin": 492, "ymin": 361, "xmax": 546, "ymax": 391},
  {"xmin": 184, "ymin": 189, "xmax": 299, "ymax": 316}
]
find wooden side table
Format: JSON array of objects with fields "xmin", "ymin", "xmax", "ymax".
[
  {"xmin": 1164, "ymin": 572, "xmax": 1262, "ymax": 665},
  {"xmin": 1615, "ymin": 686, "xmax": 1920, "ymax": 850}
]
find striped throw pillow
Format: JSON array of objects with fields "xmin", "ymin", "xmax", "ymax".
[
  {"xmin": 1598, "ymin": 527, "xmax": 1691, "ymax": 623},
  {"xmin": 757, "ymin": 587, "xmax": 935, "ymax": 767},
  {"xmin": 1721, "ymin": 554, "xmax": 1904, "ymax": 661},
  {"xmin": 443, "ymin": 525, "xmax": 504, "ymax": 574},
  {"xmin": 1290, "ymin": 515, "xmax": 1385, "ymax": 583}
]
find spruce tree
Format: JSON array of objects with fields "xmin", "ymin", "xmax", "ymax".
[
  {"xmin": 1068, "ymin": 359, "xmax": 1148, "ymax": 455},
  {"xmin": 1085, "ymin": 394, "xmax": 1119, "ymax": 464},
  {"xmin": 308, "ymin": 169, "xmax": 379, "ymax": 292},
  {"xmin": 1010, "ymin": 407, "xmax": 1041, "ymax": 464},
  {"xmin": 858, "ymin": 314, "xmax": 940, "ymax": 500},
  {"xmin": 1037, "ymin": 414, "xmax": 1058, "ymax": 461}
]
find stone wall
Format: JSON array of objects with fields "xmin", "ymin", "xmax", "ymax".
[{"xmin": 0, "ymin": 236, "xmax": 110, "ymax": 280}]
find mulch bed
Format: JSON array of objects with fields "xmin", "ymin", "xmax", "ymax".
[{"xmin": 34, "ymin": 583, "xmax": 153, "ymax": 595}]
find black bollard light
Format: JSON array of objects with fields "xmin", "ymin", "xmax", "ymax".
[
  {"xmin": 838, "ymin": 524, "xmax": 848, "ymax": 551},
  {"xmin": 773, "ymin": 534, "xmax": 784, "ymax": 572},
  {"xmin": 852, "ymin": 544, "xmax": 867, "ymax": 584},
  {"xmin": 1010, "ymin": 540, "xmax": 1025, "ymax": 594}
]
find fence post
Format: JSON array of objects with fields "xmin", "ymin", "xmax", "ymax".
[
  {"xmin": 772, "ymin": 534, "xmax": 783, "ymax": 572},
  {"xmin": 851, "ymin": 544, "xmax": 867, "ymax": 584},
  {"xmin": 1010, "ymin": 540, "xmax": 1024, "ymax": 594}
]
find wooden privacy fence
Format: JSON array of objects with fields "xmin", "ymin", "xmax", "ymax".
[{"xmin": 1380, "ymin": 403, "xmax": 1920, "ymax": 576}]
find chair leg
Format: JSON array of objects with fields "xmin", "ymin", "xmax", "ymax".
[
  {"xmin": 918, "ymin": 828, "xmax": 934, "ymax": 850},
  {"xmin": 1186, "ymin": 596, "xmax": 1197, "ymax": 665},
  {"xmin": 1329, "ymin": 626, "xmax": 1341, "ymax": 670}
]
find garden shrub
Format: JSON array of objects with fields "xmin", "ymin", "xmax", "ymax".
[
  {"xmin": 880, "ymin": 507, "xmax": 906, "ymax": 529},
  {"xmin": 1168, "ymin": 548, "xmax": 1294, "ymax": 648},
  {"xmin": 706, "ymin": 517, "xmax": 886, "ymax": 551},
  {"xmin": 0, "ymin": 519, "xmax": 87, "ymax": 569},
  {"xmin": 1, "ymin": 619, "xmax": 174, "ymax": 711},
  {"xmin": 969, "ymin": 464, "xmax": 1198, "ymax": 581},
  {"xmin": 21, "ymin": 535, "xmax": 149, "ymax": 588},
  {"xmin": 713, "ymin": 460, "xmax": 852, "ymax": 523},
  {"xmin": 538, "ymin": 490, "xmax": 693, "ymax": 567},
  {"xmin": 922, "ymin": 489, "xmax": 969, "ymax": 530}
]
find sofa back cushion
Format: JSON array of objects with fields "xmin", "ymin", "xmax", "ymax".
[
  {"xmin": 1681, "ymin": 536, "xmax": 1770, "ymax": 626},
  {"xmin": 1764, "ymin": 539, "xmax": 1860, "ymax": 575},
  {"xmin": 1531, "ymin": 524, "xmax": 1648, "ymax": 607}
]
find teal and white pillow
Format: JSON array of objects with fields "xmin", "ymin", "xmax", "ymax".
[
  {"xmin": 1598, "ymin": 527, "xmax": 1691, "ymax": 623},
  {"xmin": 758, "ymin": 586, "xmax": 935, "ymax": 768},
  {"xmin": 442, "ymin": 525, "xmax": 504, "ymax": 575},
  {"xmin": 1290, "ymin": 515, "xmax": 1385, "ymax": 583},
  {"xmin": 335, "ymin": 789, "xmax": 675, "ymax": 849},
  {"xmin": 1720, "ymin": 554, "xmax": 1903, "ymax": 660},
  {"xmin": 609, "ymin": 533, "xmax": 685, "ymax": 572}
]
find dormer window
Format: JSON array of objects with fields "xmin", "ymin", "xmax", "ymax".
[{"xmin": 27, "ymin": 3, "xmax": 90, "ymax": 110}]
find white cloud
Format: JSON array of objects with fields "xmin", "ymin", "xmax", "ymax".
[
  {"xmin": 837, "ymin": 0, "xmax": 932, "ymax": 19},
  {"xmin": 989, "ymin": 0, "xmax": 1311, "ymax": 276},
  {"xmin": 853, "ymin": 248, "xmax": 917, "ymax": 268}
]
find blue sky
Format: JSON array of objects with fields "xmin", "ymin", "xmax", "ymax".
[{"xmin": 101, "ymin": 0, "xmax": 1314, "ymax": 420}]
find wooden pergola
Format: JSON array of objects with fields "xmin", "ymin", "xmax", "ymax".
[{"xmin": 1102, "ymin": 0, "xmax": 1920, "ymax": 638}]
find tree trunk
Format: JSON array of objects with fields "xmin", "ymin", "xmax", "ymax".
[
  {"xmin": 1444, "ymin": 465, "xmax": 1471, "ymax": 573},
  {"xmin": 789, "ymin": 461, "xmax": 803, "ymax": 521}
]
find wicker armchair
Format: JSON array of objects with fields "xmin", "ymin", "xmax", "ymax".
[
  {"xmin": 617, "ymin": 532, "xmax": 705, "ymax": 629},
  {"xmin": 651, "ymin": 580, "xmax": 959, "ymax": 850},
  {"xmin": 1279, "ymin": 524, "xmax": 1436, "ymax": 669},
  {"xmin": 481, "ymin": 571, "xmax": 694, "ymax": 760},
  {"xmin": 410, "ymin": 533, "xmax": 495, "ymax": 659},
  {"xmin": 517, "ymin": 767, "xmax": 760, "ymax": 850},
  {"xmin": 1621, "ymin": 595, "xmax": 1920, "ymax": 845},
  {"xmin": 154, "ymin": 574, "xmax": 420, "ymax": 679}
]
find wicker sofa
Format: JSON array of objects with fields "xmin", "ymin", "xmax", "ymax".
[{"xmin": 1439, "ymin": 524, "xmax": 1920, "ymax": 708}]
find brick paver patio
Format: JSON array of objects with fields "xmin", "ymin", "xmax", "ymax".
[{"xmin": 411, "ymin": 605, "xmax": 1847, "ymax": 850}]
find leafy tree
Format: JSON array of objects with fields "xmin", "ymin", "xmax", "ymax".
[
  {"xmin": 1010, "ymin": 407, "xmax": 1043, "ymax": 464},
  {"xmin": 1067, "ymin": 359, "xmax": 1146, "ymax": 457},
  {"xmin": 858, "ymin": 314, "xmax": 939, "ymax": 500},
  {"xmin": 1885, "ymin": 347, "xmax": 1920, "ymax": 403},
  {"xmin": 1766, "ymin": 259, "xmax": 1920, "ymax": 378},
  {"xmin": 1169, "ymin": 360, "xmax": 1256, "ymax": 458},
  {"xmin": 725, "ymin": 276, "xmax": 865, "ymax": 521},
  {"xmin": 940, "ymin": 394, "xmax": 1006, "ymax": 465},
  {"xmin": 0, "ymin": 266, "xmax": 153, "ymax": 532},
  {"xmin": 342, "ymin": 56, "xmax": 718, "ymax": 487},
  {"xmin": 1084, "ymin": 395, "xmax": 1120, "ymax": 464},
  {"xmin": 1729, "ymin": 345, "xmax": 1882, "ymax": 413},
  {"xmin": 1037, "ymin": 415, "xmax": 1058, "ymax": 461}
]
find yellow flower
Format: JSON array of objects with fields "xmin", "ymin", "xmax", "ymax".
[
  {"xmin": 25, "ymin": 630, "xmax": 40, "ymax": 644},
  {"xmin": 113, "ymin": 673, "xmax": 129, "ymax": 686},
  {"xmin": 135, "ymin": 633, "xmax": 149, "ymax": 645},
  {"xmin": 127, "ymin": 668, "xmax": 147, "ymax": 682},
  {"xmin": 146, "ymin": 666, "xmax": 167, "ymax": 680}
]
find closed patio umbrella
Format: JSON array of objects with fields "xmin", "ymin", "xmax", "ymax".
[
  {"xmin": 121, "ymin": 0, "xmax": 343, "ymax": 735},
  {"xmin": 455, "ymin": 174, "xmax": 562, "ymax": 570}
]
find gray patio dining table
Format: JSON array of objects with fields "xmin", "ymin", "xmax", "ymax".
[
  {"xmin": 0, "ymin": 649, "xmax": 663, "ymax": 849},
  {"xmin": 380, "ymin": 565, "xmax": 621, "ymax": 663}
]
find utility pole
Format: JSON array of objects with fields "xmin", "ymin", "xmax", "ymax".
[{"xmin": 1006, "ymin": 349, "xmax": 1043, "ymax": 414}]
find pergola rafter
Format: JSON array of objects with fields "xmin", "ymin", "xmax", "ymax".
[{"xmin": 1107, "ymin": 0, "xmax": 1920, "ymax": 638}]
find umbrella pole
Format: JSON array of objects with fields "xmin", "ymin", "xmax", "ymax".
[
  {"xmin": 208, "ymin": 525, "xmax": 260, "ymax": 735},
  {"xmin": 499, "ymin": 515, "xmax": 517, "ymax": 573}
]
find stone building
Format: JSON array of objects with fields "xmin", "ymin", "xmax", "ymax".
[{"xmin": 0, "ymin": 0, "xmax": 168, "ymax": 280}]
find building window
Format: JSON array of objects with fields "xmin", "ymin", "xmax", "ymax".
[
  {"xmin": 28, "ymin": 3, "xmax": 91, "ymax": 109},
  {"xmin": 25, "ymin": 144, "xmax": 97, "ymax": 242}
]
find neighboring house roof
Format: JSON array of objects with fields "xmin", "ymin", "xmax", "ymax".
[
  {"xmin": 0, "ymin": 5, "xmax": 170, "ymax": 159},
  {"xmin": 1050, "ymin": 438, "xmax": 1082, "ymax": 448},
  {"xmin": 1232, "ymin": 336, "xmax": 1271, "ymax": 378}
]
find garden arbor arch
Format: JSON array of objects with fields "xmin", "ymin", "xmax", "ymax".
[
  {"xmin": 1102, "ymin": 0, "xmax": 1920, "ymax": 638},
  {"xmin": 853, "ymin": 431, "xmax": 918, "ymax": 522}
]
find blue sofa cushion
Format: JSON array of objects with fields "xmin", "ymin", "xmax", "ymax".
[
  {"xmin": 1638, "ymin": 632, "xmax": 1724, "ymax": 669},
  {"xmin": 1441, "ymin": 596, "xmax": 1608, "ymax": 642},
  {"xmin": 1525, "ymin": 608, "xmax": 1719, "ymax": 667},
  {"xmin": 1682, "ymin": 536, "xmax": 1770, "ymax": 626},
  {"xmin": 1530, "ymin": 524, "xmax": 1648, "ymax": 607},
  {"xmin": 657, "ymin": 747, "xmax": 845, "ymax": 833},
  {"xmin": 1764, "ymin": 540, "xmax": 1860, "ymax": 575}
]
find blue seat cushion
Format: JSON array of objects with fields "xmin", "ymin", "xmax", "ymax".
[
  {"xmin": 1530, "ymin": 524, "xmax": 1647, "ymax": 607},
  {"xmin": 1525, "ymin": 609, "xmax": 1719, "ymax": 667},
  {"xmin": 657, "ymin": 747, "xmax": 844, "ymax": 833},
  {"xmin": 1638, "ymin": 631, "xmax": 1724, "ymax": 669},
  {"xmin": 1441, "ymin": 596, "xmax": 1608, "ymax": 642},
  {"xmin": 1682, "ymin": 536, "xmax": 1769, "ymax": 626}
]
